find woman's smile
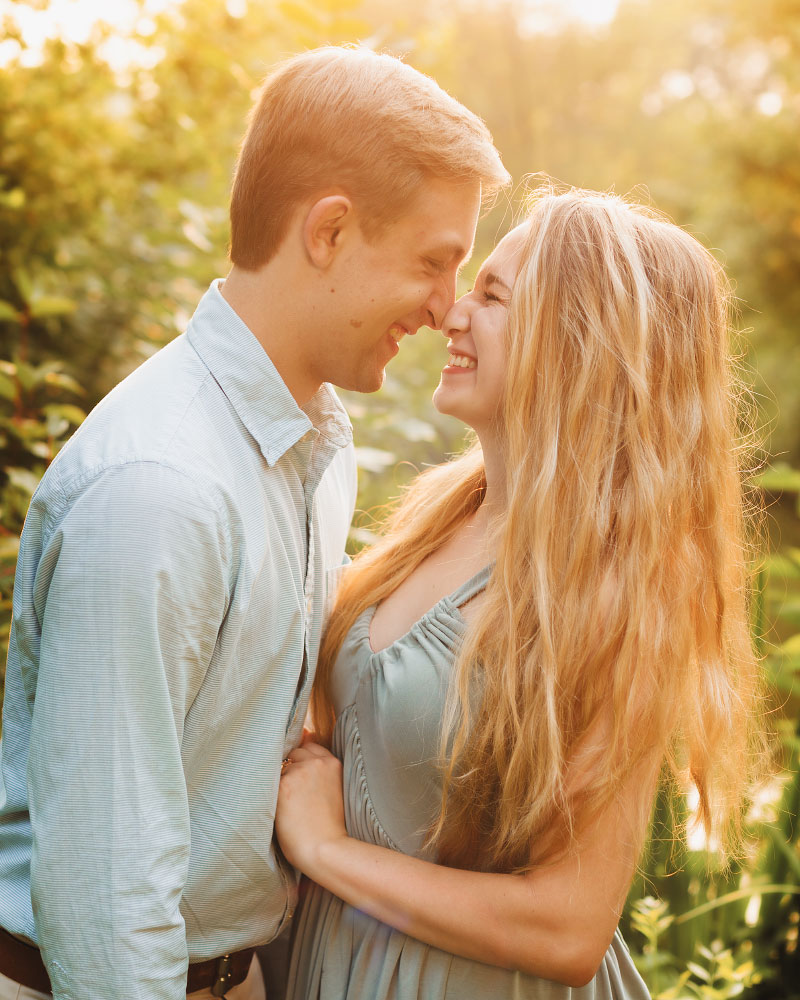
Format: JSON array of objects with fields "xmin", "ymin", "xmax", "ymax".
[{"xmin": 444, "ymin": 352, "xmax": 477, "ymax": 370}]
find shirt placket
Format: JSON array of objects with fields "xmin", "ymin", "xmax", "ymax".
[{"xmin": 286, "ymin": 431, "xmax": 322, "ymax": 733}]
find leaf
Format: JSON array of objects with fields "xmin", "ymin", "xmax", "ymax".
[
  {"xmin": 633, "ymin": 950, "xmax": 680, "ymax": 973},
  {"xmin": 12, "ymin": 361, "xmax": 35, "ymax": 393},
  {"xmin": 42, "ymin": 372, "xmax": 85, "ymax": 396},
  {"xmin": 41, "ymin": 403, "xmax": 86, "ymax": 426},
  {"xmin": 673, "ymin": 884, "xmax": 800, "ymax": 924},
  {"xmin": 0, "ymin": 536, "xmax": 20, "ymax": 561},
  {"xmin": 755, "ymin": 462, "xmax": 800, "ymax": 493},
  {"xmin": 0, "ymin": 187, "xmax": 25, "ymax": 209},
  {"xmin": 27, "ymin": 441, "xmax": 53, "ymax": 460},
  {"xmin": 0, "ymin": 372, "xmax": 17, "ymax": 402},
  {"xmin": 764, "ymin": 663, "xmax": 800, "ymax": 695},
  {"xmin": 762, "ymin": 824, "xmax": 800, "ymax": 880},
  {"xmin": 0, "ymin": 301, "xmax": 21, "ymax": 323},
  {"xmin": 6, "ymin": 467, "xmax": 40, "ymax": 498},
  {"xmin": 781, "ymin": 633, "xmax": 800, "ymax": 656},
  {"xmin": 13, "ymin": 268, "xmax": 34, "ymax": 304},
  {"xmin": 687, "ymin": 961, "xmax": 710, "ymax": 982},
  {"xmin": 29, "ymin": 297, "xmax": 78, "ymax": 319},
  {"xmin": 763, "ymin": 550, "xmax": 800, "ymax": 579},
  {"xmin": 774, "ymin": 601, "xmax": 800, "ymax": 629}
]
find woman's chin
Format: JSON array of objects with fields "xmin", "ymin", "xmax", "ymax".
[
  {"xmin": 431, "ymin": 382, "xmax": 448, "ymax": 415},
  {"xmin": 432, "ymin": 384, "xmax": 459, "ymax": 419},
  {"xmin": 432, "ymin": 389, "xmax": 477, "ymax": 432}
]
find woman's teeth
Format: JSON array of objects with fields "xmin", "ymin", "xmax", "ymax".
[
  {"xmin": 448, "ymin": 354, "xmax": 477, "ymax": 369},
  {"xmin": 389, "ymin": 326, "xmax": 406, "ymax": 343}
]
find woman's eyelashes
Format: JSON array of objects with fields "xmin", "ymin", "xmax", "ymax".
[
  {"xmin": 470, "ymin": 286, "xmax": 503, "ymax": 304},
  {"xmin": 467, "ymin": 278, "xmax": 507, "ymax": 305}
]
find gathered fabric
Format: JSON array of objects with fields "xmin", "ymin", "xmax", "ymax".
[{"xmin": 286, "ymin": 568, "xmax": 650, "ymax": 999}]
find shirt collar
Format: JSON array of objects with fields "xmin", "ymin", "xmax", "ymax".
[{"xmin": 187, "ymin": 280, "xmax": 352, "ymax": 466}]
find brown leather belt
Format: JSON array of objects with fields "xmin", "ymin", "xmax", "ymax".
[
  {"xmin": 0, "ymin": 923, "xmax": 256, "ymax": 996},
  {"xmin": 187, "ymin": 947, "xmax": 257, "ymax": 995}
]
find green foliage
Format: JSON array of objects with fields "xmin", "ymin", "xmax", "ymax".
[
  {"xmin": 1, "ymin": 0, "xmax": 799, "ymax": 994},
  {"xmin": 0, "ymin": 355, "xmax": 87, "ymax": 689},
  {"xmin": 619, "ymin": 465, "xmax": 800, "ymax": 997}
]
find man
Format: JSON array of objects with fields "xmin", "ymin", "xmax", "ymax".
[{"xmin": 0, "ymin": 46, "xmax": 508, "ymax": 999}]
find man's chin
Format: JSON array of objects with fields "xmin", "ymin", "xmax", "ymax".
[
  {"xmin": 325, "ymin": 371, "xmax": 386, "ymax": 395},
  {"xmin": 333, "ymin": 367, "xmax": 386, "ymax": 395},
  {"xmin": 359, "ymin": 373, "xmax": 386, "ymax": 395}
]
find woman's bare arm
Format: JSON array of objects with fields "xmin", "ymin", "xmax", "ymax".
[{"xmin": 275, "ymin": 741, "xmax": 659, "ymax": 987}]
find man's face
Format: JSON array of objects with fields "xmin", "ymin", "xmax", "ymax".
[{"xmin": 313, "ymin": 178, "xmax": 483, "ymax": 393}]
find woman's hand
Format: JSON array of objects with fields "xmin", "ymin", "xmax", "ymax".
[{"xmin": 275, "ymin": 741, "xmax": 348, "ymax": 874}]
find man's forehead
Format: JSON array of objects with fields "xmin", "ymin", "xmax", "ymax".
[{"xmin": 404, "ymin": 177, "xmax": 482, "ymax": 256}]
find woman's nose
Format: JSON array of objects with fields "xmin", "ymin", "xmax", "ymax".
[{"xmin": 441, "ymin": 293, "xmax": 471, "ymax": 337}]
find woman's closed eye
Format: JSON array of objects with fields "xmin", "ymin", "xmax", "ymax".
[{"xmin": 468, "ymin": 281, "xmax": 507, "ymax": 305}]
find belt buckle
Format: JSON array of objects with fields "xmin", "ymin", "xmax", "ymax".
[{"xmin": 210, "ymin": 953, "xmax": 232, "ymax": 997}]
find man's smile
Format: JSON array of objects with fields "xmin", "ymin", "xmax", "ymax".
[{"xmin": 389, "ymin": 324, "xmax": 410, "ymax": 343}]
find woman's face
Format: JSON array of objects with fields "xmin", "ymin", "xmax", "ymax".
[{"xmin": 432, "ymin": 223, "xmax": 527, "ymax": 435}]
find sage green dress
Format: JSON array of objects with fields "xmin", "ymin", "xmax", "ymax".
[{"xmin": 286, "ymin": 568, "xmax": 650, "ymax": 1000}]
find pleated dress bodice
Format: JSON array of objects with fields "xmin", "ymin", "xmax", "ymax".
[{"xmin": 286, "ymin": 568, "xmax": 650, "ymax": 1000}]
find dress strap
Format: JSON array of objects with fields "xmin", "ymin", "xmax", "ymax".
[{"xmin": 450, "ymin": 564, "xmax": 493, "ymax": 609}]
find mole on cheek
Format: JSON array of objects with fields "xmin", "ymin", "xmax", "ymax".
[
  {"xmin": 350, "ymin": 319, "xmax": 363, "ymax": 328},
  {"xmin": 330, "ymin": 288, "xmax": 335, "ymax": 293}
]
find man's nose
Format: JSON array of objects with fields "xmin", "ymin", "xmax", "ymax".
[{"xmin": 425, "ymin": 270, "xmax": 459, "ymax": 331}]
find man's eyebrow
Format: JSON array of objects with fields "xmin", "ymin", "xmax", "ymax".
[
  {"xmin": 482, "ymin": 270, "xmax": 513, "ymax": 295},
  {"xmin": 426, "ymin": 243, "xmax": 472, "ymax": 267}
]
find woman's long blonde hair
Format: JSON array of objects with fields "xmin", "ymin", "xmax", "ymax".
[{"xmin": 311, "ymin": 186, "xmax": 765, "ymax": 874}]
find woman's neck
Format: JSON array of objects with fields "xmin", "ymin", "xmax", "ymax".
[
  {"xmin": 479, "ymin": 430, "xmax": 506, "ymax": 512},
  {"xmin": 471, "ymin": 431, "xmax": 506, "ymax": 554}
]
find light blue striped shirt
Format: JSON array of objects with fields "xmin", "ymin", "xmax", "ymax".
[{"xmin": 0, "ymin": 280, "xmax": 357, "ymax": 999}]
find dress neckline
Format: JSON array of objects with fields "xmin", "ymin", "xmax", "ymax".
[{"xmin": 366, "ymin": 564, "xmax": 493, "ymax": 656}]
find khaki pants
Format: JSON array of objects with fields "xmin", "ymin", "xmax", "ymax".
[{"xmin": 0, "ymin": 955, "xmax": 265, "ymax": 1000}]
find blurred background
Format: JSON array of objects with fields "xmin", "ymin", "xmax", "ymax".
[{"xmin": 1, "ymin": 0, "xmax": 799, "ymax": 994}]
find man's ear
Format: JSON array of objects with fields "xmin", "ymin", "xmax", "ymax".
[{"xmin": 303, "ymin": 195, "xmax": 355, "ymax": 269}]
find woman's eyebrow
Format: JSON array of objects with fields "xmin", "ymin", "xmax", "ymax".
[{"xmin": 482, "ymin": 271, "xmax": 513, "ymax": 295}]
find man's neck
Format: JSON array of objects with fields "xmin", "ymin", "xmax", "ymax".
[{"xmin": 220, "ymin": 266, "xmax": 321, "ymax": 406}]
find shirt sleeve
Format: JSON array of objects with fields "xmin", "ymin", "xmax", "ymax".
[{"xmin": 27, "ymin": 461, "xmax": 230, "ymax": 1000}]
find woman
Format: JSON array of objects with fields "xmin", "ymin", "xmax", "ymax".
[{"xmin": 275, "ymin": 187, "xmax": 766, "ymax": 999}]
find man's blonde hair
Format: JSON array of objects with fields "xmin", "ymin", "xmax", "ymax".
[{"xmin": 229, "ymin": 46, "xmax": 509, "ymax": 270}]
